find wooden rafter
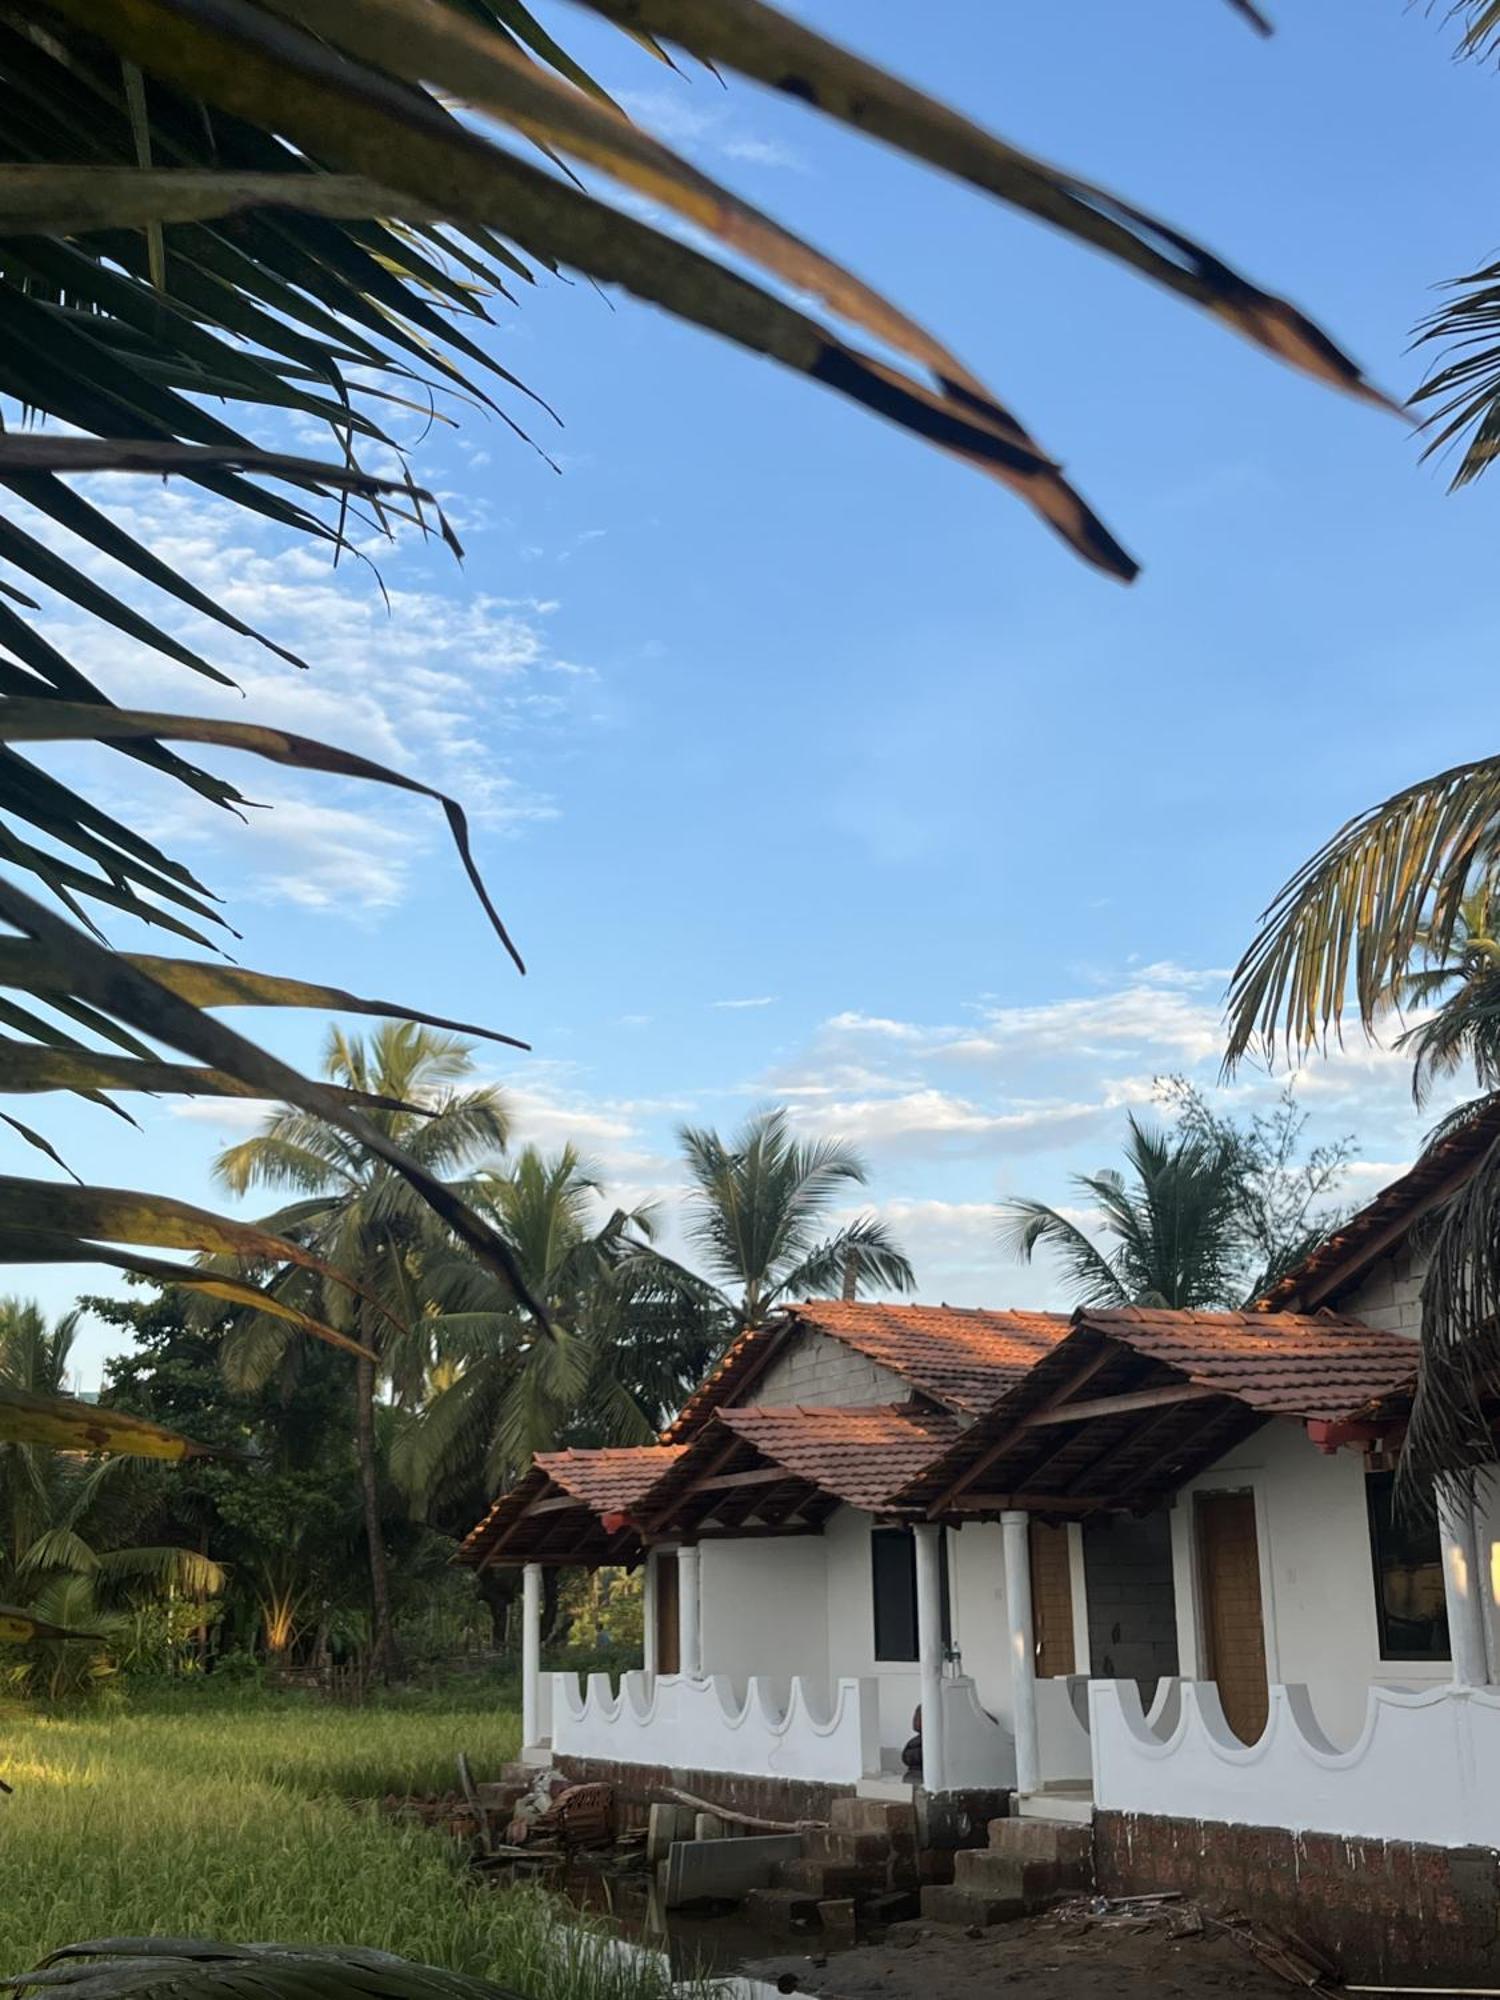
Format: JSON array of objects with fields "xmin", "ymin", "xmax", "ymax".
[{"xmin": 927, "ymin": 1340, "xmax": 1119, "ymax": 1514}]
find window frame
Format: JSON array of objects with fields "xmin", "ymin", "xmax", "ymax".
[
  {"xmin": 1365, "ymin": 1467, "xmax": 1451, "ymax": 1665},
  {"xmin": 870, "ymin": 1524, "xmax": 951, "ymax": 1663}
]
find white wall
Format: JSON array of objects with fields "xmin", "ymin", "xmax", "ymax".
[
  {"xmin": 1092, "ymin": 1677, "xmax": 1500, "ymax": 1849},
  {"xmin": 699, "ymin": 1536, "xmax": 829, "ymax": 1695},
  {"xmin": 1169, "ymin": 1417, "xmax": 1454, "ymax": 1746},
  {"xmin": 753, "ymin": 1328, "xmax": 908, "ymax": 1408}
]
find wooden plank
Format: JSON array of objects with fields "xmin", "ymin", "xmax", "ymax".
[
  {"xmin": 689, "ymin": 1464, "xmax": 797, "ymax": 1494},
  {"xmin": 949, "ymin": 1490, "xmax": 1114, "ymax": 1515},
  {"xmin": 1024, "ymin": 1382, "xmax": 1218, "ymax": 1427}
]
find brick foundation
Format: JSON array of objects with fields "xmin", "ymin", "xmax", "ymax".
[
  {"xmin": 1096, "ymin": 1810, "xmax": 1500, "ymax": 1983},
  {"xmin": 553, "ymin": 1754, "xmax": 848, "ymax": 1830}
]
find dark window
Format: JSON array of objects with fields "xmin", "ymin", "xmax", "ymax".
[
  {"xmin": 1366, "ymin": 1470, "xmax": 1450, "ymax": 1662},
  {"xmin": 871, "ymin": 1527, "xmax": 950, "ymax": 1662}
]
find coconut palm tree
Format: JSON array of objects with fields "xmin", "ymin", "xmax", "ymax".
[
  {"xmin": 999, "ymin": 1114, "xmax": 1248, "ymax": 1311},
  {"xmin": 1225, "ymin": 774, "xmax": 1500, "ymax": 1488},
  {"xmin": 1390, "ymin": 882, "xmax": 1500, "ymax": 1106},
  {"xmin": 212, "ymin": 1022, "xmax": 511, "ymax": 1672},
  {"xmin": 401, "ymin": 1144, "xmax": 719, "ymax": 1507},
  {"xmin": 676, "ymin": 1110, "xmax": 915, "ymax": 1330}
]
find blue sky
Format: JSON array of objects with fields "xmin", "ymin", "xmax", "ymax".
[{"xmin": 11, "ymin": 0, "xmax": 1499, "ymax": 1379}]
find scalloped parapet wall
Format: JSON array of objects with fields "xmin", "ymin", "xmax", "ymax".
[
  {"xmin": 550, "ymin": 1669, "xmax": 885, "ymax": 1783},
  {"xmin": 1090, "ymin": 1677, "xmax": 1500, "ymax": 1848},
  {"xmin": 549, "ymin": 1669, "xmax": 1016, "ymax": 1788}
]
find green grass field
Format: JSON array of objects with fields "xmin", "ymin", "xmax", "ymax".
[{"xmin": 0, "ymin": 1689, "xmax": 686, "ymax": 2000}]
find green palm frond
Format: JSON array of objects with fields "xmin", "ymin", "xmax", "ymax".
[
  {"xmin": 1226, "ymin": 756, "xmax": 1500, "ymax": 1069},
  {"xmin": 997, "ymin": 1197, "xmax": 1128, "ymax": 1311}
]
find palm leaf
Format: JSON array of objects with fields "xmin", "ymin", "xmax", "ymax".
[
  {"xmin": 1225, "ymin": 755, "xmax": 1500, "ymax": 1067},
  {"xmin": 0, "ymin": 944, "xmax": 528, "ymax": 1052},
  {"xmin": 0, "ymin": 1603, "xmax": 103, "ymax": 1644},
  {"xmin": 0, "ymin": 1382, "xmax": 206, "ymax": 1461}
]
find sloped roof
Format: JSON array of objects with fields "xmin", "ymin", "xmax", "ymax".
[
  {"xmin": 714, "ymin": 1403, "xmax": 961, "ymax": 1509},
  {"xmin": 893, "ymin": 1306, "xmax": 1417, "ymax": 1519},
  {"xmin": 1078, "ymin": 1307, "xmax": 1419, "ymax": 1420},
  {"xmin": 456, "ymin": 1445, "xmax": 686, "ymax": 1569},
  {"xmin": 662, "ymin": 1320, "xmax": 787, "ymax": 1444},
  {"xmin": 640, "ymin": 1401, "xmax": 961, "ymax": 1538},
  {"xmin": 773, "ymin": 1300, "xmax": 1071, "ymax": 1416},
  {"xmin": 1259, "ymin": 1097, "xmax": 1500, "ymax": 1312}
]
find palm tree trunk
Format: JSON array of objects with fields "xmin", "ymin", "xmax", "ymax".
[{"xmin": 354, "ymin": 1348, "xmax": 399, "ymax": 1678}]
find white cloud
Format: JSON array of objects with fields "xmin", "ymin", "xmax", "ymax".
[
  {"xmin": 713, "ymin": 995, "xmax": 778, "ymax": 1010},
  {"xmin": 10, "ymin": 476, "xmax": 593, "ymax": 923}
]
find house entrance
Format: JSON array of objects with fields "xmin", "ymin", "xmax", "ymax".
[
  {"xmin": 1029, "ymin": 1519, "xmax": 1076, "ymax": 1677},
  {"xmin": 1195, "ymin": 1489, "xmax": 1268, "ymax": 1744}
]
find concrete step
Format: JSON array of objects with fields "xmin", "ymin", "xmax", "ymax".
[
  {"xmin": 918, "ymin": 1882, "xmax": 1024, "ymax": 1929},
  {"xmin": 772, "ymin": 1857, "xmax": 881, "ymax": 1899},
  {"xmin": 831, "ymin": 1796, "xmax": 917, "ymax": 1838},
  {"xmin": 803, "ymin": 1828, "xmax": 892, "ymax": 1868},
  {"xmin": 1015, "ymin": 1783, "xmax": 1095, "ymax": 1827},
  {"xmin": 962, "ymin": 1815, "xmax": 1092, "ymax": 1911},
  {"xmin": 742, "ymin": 1886, "xmax": 821, "ymax": 1933}
]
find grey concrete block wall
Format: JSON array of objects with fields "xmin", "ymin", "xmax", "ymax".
[
  {"xmin": 1339, "ymin": 1244, "xmax": 1428, "ymax": 1338},
  {"xmin": 754, "ymin": 1330, "xmax": 907, "ymax": 1409}
]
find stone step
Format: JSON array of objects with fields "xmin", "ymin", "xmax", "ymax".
[
  {"xmin": 742, "ymin": 1886, "xmax": 821, "ymax": 1934},
  {"xmin": 831, "ymin": 1796, "xmax": 917, "ymax": 1838},
  {"xmin": 961, "ymin": 1816, "xmax": 1092, "ymax": 1912},
  {"xmin": 803, "ymin": 1828, "xmax": 892, "ymax": 1868},
  {"xmin": 772, "ymin": 1857, "xmax": 881, "ymax": 1899},
  {"xmin": 918, "ymin": 1883, "xmax": 1024, "ymax": 1929}
]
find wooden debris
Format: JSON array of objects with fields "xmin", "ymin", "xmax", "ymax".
[{"xmin": 660, "ymin": 1784, "xmax": 828, "ymax": 1833}]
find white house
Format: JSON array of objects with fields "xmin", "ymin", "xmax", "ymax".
[{"xmin": 458, "ymin": 1111, "xmax": 1500, "ymax": 1967}]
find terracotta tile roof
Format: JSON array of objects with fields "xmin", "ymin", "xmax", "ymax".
[
  {"xmin": 714, "ymin": 1403, "xmax": 962, "ymax": 1509},
  {"xmin": 536, "ymin": 1445, "xmax": 688, "ymax": 1513},
  {"xmin": 1258, "ymin": 1097, "xmax": 1500, "ymax": 1313},
  {"xmin": 639, "ymin": 1401, "xmax": 962, "ymax": 1535},
  {"xmin": 1075, "ymin": 1307, "xmax": 1418, "ymax": 1421},
  {"xmin": 891, "ymin": 1307, "xmax": 1417, "ymax": 1518},
  {"xmin": 456, "ymin": 1445, "xmax": 685, "ymax": 1568},
  {"xmin": 778, "ymin": 1300, "xmax": 1072, "ymax": 1416},
  {"xmin": 662, "ymin": 1321, "xmax": 788, "ymax": 1444}
]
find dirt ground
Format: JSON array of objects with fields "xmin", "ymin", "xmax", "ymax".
[{"xmin": 738, "ymin": 1908, "xmax": 1302, "ymax": 2000}]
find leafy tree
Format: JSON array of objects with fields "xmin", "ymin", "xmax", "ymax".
[
  {"xmin": 676, "ymin": 1109, "xmax": 915, "ymax": 1329},
  {"xmin": 999, "ymin": 1085, "xmax": 1354, "ymax": 1310},
  {"xmin": 209, "ymin": 1023, "xmax": 510, "ymax": 1673},
  {"xmin": 0, "ymin": 1298, "xmax": 221, "ymax": 1695}
]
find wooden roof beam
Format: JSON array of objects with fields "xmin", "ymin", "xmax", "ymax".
[{"xmin": 1022, "ymin": 1381, "xmax": 1219, "ymax": 1427}]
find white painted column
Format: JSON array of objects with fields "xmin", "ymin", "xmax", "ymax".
[
  {"xmin": 1001, "ymin": 1510, "xmax": 1041, "ymax": 1796},
  {"xmin": 642, "ymin": 1553, "xmax": 658, "ymax": 1676},
  {"xmin": 1066, "ymin": 1521, "xmax": 1091, "ymax": 1675},
  {"xmin": 913, "ymin": 1522, "xmax": 948, "ymax": 1793},
  {"xmin": 1438, "ymin": 1480, "xmax": 1489, "ymax": 1687},
  {"xmin": 521, "ymin": 1562, "xmax": 543, "ymax": 1748},
  {"xmin": 677, "ymin": 1542, "xmax": 702, "ymax": 1679}
]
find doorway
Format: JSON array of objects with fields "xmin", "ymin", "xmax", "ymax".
[
  {"xmin": 1195, "ymin": 1489, "xmax": 1269, "ymax": 1743},
  {"xmin": 654, "ymin": 1550, "xmax": 680, "ymax": 1675},
  {"xmin": 1029, "ymin": 1520, "xmax": 1076, "ymax": 1678}
]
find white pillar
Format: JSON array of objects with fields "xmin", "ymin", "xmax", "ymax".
[
  {"xmin": 642, "ymin": 1553, "xmax": 658, "ymax": 1676},
  {"xmin": 1001, "ymin": 1510, "xmax": 1041, "ymax": 1796},
  {"xmin": 677, "ymin": 1542, "xmax": 702, "ymax": 1679},
  {"xmin": 1438, "ymin": 1481, "xmax": 1489, "ymax": 1687},
  {"xmin": 521, "ymin": 1562, "xmax": 543, "ymax": 1748},
  {"xmin": 913, "ymin": 1522, "xmax": 948, "ymax": 1793}
]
